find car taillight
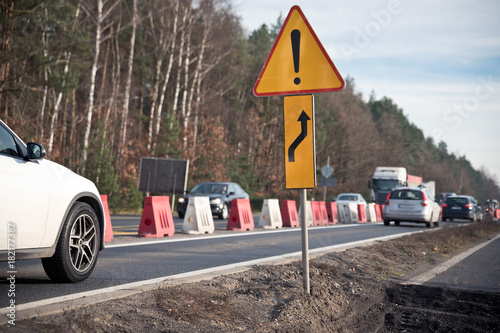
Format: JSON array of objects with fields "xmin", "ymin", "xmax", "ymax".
[
  {"xmin": 464, "ymin": 204, "xmax": 473, "ymax": 209},
  {"xmin": 385, "ymin": 193, "xmax": 391, "ymax": 205},
  {"xmin": 421, "ymin": 192, "xmax": 428, "ymax": 207},
  {"xmin": 442, "ymin": 204, "xmax": 448, "ymax": 208}
]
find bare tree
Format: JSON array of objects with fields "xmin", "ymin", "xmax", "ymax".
[
  {"xmin": 117, "ymin": 0, "xmax": 137, "ymax": 164},
  {"xmin": 81, "ymin": 0, "xmax": 119, "ymax": 170}
]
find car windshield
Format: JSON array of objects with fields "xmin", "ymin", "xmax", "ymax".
[
  {"xmin": 390, "ymin": 190, "xmax": 422, "ymax": 200},
  {"xmin": 337, "ymin": 195, "xmax": 358, "ymax": 201},
  {"xmin": 191, "ymin": 183, "xmax": 228, "ymax": 194},
  {"xmin": 446, "ymin": 197, "xmax": 468, "ymax": 205},
  {"xmin": 372, "ymin": 179, "xmax": 399, "ymax": 191}
]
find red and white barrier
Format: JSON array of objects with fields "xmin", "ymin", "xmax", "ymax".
[
  {"xmin": 227, "ymin": 199, "xmax": 254, "ymax": 231},
  {"xmin": 326, "ymin": 202, "xmax": 339, "ymax": 224},
  {"xmin": 138, "ymin": 196, "xmax": 175, "ymax": 237},
  {"xmin": 281, "ymin": 200, "xmax": 300, "ymax": 227},
  {"xmin": 311, "ymin": 201, "xmax": 324, "ymax": 226},
  {"xmin": 357, "ymin": 204, "xmax": 367, "ymax": 223},
  {"xmin": 319, "ymin": 202, "xmax": 329, "ymax": 225}
]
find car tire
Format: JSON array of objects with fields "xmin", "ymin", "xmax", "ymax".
[
  {"xmin": 426, "ymin": 214, "xmax": 433, "ymax": 228},
  {"xmin": 42, "ymin": 202, "xmax": 101, "ymax": 283},
  {"xmin": 394, "ymin": 220, "xmax": 400, "ymax": 226},
  {"xmin": 434, "ymin": 221, "xmax": 440, "ymax": 227},
  {"xmin": 219, "ymin": 203, "xmax": 229, "ymax": 220},
  {"xmin": 383, "ymin": 220, "xmax": 390, "ymax": 226}
]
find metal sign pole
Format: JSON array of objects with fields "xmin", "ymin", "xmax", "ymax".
[{"xmin": 300, "ymin": 188, "xmax": 310, "ymax": 294}]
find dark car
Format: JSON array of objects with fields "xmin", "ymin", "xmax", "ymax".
[
  {"xmin": 441, "ymin": 195, "xmax": 482, "ymax": 222},
  {"xmin": 177, "ymin": 182, "xmax": 249, "ymax": 219}
]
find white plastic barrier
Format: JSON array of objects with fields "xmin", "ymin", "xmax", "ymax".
[
  {"xmin": 366, "ymin": 203, "xmax": 377, "ymax": 222},
  {"xmin": 298, "ymin": 201, "xmax": 314, "ymax": 227},
  {"xmin": 338, "ymin": 202, "xmax": 358, "ymax": 224},
  {"xmin": 181, "ymin": 196, "xmax": 215, "ymax": 234},
  {"xmin": 348, "ymin": 203, "xmax": 359, "ymax": 223},
  {"xmin": 258, "ymin": 199, "xmax": 283, "ymax": 229}
]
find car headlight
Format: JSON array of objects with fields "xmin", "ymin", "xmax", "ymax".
[
  {"xmin": 211, "ymin": 198, "xmax": 221, "ymax": 205},
  {"xmin": 178, "ymin": 198, "xmax": 185, "ymax": 203}
]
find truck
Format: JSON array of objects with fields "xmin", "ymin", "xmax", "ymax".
[{"xmin": 368, "ymin": 167, "xmax": 423, "ymax": 204}]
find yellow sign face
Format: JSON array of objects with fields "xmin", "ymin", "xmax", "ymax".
[
  {"xmin": 284, "ymin": 95, "xmax": 315, "ymax": 189},
  {"xmin": 254, "ymin": 5, "xmax": 345, "ymax": 97}
]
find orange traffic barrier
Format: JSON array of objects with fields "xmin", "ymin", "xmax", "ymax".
[
  {"xmin": 311, "ymin": 201, "xmax": 323, "ymax": 226},
  {"xmin": 101, "ymin": 195, "xmax": 113, "ymax": 243},
  {"xmin": 227, "ymin": 199, "xmax": 254, "ymax": 231},
  {"xmin": 357, "ymin": 204, "xmax": 367, "ymax": 223},
  {"xmin": 374, "ymin": 204, "xmax": 383, "ymax": 222},
  {"xmin": 326, "ymin": 202, "xmax": 339, "ymax": 224},
  {"xmin": 281, "ymin": 200, "xmax": 300, "ymax": 227},
  {"xmin": 379, "ymin": 204, "xmax": 385, "ymax": 218},
  {"xmin": 319, "ymin": 202, "xmax": 329, "ymax": 225},
  {"xmin": 138, "ymin": 196, "xmax": 175, "ymax": 237}
]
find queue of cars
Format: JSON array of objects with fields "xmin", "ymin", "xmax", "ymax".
[{"xmin": 334, "ymin": 187, "xmax": 484, "ymax": 228}]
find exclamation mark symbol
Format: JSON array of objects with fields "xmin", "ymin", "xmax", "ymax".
[{"xmin": 291, "ymin": 29, "xmax": 301, "ymax": 85}]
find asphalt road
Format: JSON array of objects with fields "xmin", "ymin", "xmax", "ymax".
[
  {"xmin": 1, "ymin": 216, "xmax": 423, "ymax": 308},
  {"xmin": 1, "ymin": 215, "xmax": 498, "ymax": 312},
  {"xmin": 424, "ymin": 234, "xmax": 500, "ymax": 292}
]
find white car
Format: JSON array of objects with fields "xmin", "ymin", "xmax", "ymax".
[
  {"xmin": 383, "ymin": 187, "xmax": 441, "ymax": 228},
  {"xmin": 335, "ymin": 193, "xmax": 367, "ymax": 205},
  {"xmin": 0, "ymin": 119, "xmax": 105, "ymax": 282}
]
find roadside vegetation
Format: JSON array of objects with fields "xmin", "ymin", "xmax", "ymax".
[{"xmin": 1, "ymin": 0, "xmax": 499, "ymax": 214}]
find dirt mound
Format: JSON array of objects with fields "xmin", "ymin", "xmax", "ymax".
[{"xmin": 11, "ymin": 221, "xmax": 500, "ymax": 333}]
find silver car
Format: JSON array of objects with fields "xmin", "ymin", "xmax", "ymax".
[{"xmin": 383, "ymin": 187, "xmax": 441, "ymax": 228}]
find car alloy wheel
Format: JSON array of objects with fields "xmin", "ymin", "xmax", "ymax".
[
  {"xmin": 69, "ymin": 212, "xmax": 98, "ymax": 273},
  {"xmin": 42, "ymin": 202, "xmax": 100, "ymax": 283}
]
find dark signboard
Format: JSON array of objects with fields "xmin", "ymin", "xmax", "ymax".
[{"xmin": 138, "ymin": 157, "xmax": 189, "ymax": 194}]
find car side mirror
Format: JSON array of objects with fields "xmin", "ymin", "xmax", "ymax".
[
  {"xmin": 26, "ymin": 142, "xmax": 46, "ymax": 161},
  {"xmin": 228, "ymin": 191, "xmax": 235, "ymax": 196}
]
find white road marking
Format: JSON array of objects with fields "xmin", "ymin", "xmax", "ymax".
[{"xmin": 403, "ymin": 233, "xmax": 500, "ymax": 285}]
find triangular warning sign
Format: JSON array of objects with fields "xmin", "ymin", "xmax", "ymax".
[{"xmin": 253, "ymin": 6, "xmax": 345, "ymax": 97}]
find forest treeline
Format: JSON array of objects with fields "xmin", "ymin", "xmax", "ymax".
[{"xmin": 1, "ymin": 0, "xmax": 499, "ymax": 211}]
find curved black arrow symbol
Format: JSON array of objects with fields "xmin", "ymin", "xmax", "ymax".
[{"xmin": 288, "ymin": 110, "xmax": 311, "ymax": 162}]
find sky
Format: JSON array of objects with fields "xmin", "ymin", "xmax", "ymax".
[{"xmin": 233, "ymin": 0, "xmax": 500, "ymax": 185}]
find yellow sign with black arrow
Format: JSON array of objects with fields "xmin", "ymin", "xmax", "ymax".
[{"xmin": 284, "ymin": 94, "xmax": 315, "ymax": 189}]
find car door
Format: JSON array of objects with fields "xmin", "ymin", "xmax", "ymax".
[{"xmin": 0, "ymin": 125, "xmax": 50, "ymax": 250}]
